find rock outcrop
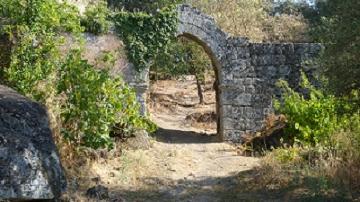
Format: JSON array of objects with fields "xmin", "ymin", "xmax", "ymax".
[{"xmin": 0, "ymin": 85, "xmax": 66, "ymax": 200}]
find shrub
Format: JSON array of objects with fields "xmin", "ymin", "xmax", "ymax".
[
  {"xmin": 4, "ymin": 28, "xmax": 61, "ymax": 101},
  {"xmin": 275, "ymin": 73, "xmax": 341, "ymax": 146},
  {"xmin": 81, "ymin": 1, "xmax": 111, "ymax": 35},
  {"xmin": 58, "ymin": 50, "xmax": 154, "ymax": 149},
  {"xmin": 1, "ymin": 0, "xmax": 156, "ymax": 149},
  {"xmin": 0, "ymin": 0, "xmax": 82, "ymax": 33}
]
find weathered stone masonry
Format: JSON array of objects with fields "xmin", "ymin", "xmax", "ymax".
[
  {"xmin": 76, "ymin": 4, "xmax": 321, "ymax": 143},
  {"xmin": 175, "ymin": 5, "xmax": 321, "ymax": 142}
]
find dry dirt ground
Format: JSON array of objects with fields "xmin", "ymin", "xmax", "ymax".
[
  {"xmin": 64, "ymin": 78, "xmax": 351, "ymax": 201},
  {"xmin": 66, "ymin": 78, "xmax": 266, "ymax": 201}
]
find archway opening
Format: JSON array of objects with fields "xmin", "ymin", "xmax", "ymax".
[{"xmin": 147, "ymin": 35, "xmax": 220, "ymax": 143}]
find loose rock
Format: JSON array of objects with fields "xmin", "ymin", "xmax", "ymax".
[{"xmin": 86, "ymin": 185, "xmax": 109, "ymax": 200}]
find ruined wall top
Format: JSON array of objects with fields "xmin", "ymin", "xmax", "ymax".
[{"xmin": 176, "ymin": 5, "xmax": 248, "ymax": 62}]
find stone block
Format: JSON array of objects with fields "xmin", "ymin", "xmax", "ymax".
[
  {"xmin": 222, "ymin": 92, "xmax": 252, "ymax": 106},
  {"xmin": 223, "ymin": 130, "xmax": 246, "ymax": 143},
  {"xmin": 223, "ymin": 105, "xmax": 244, "ymax": 118},
  {"xmin": 223, "ymin": 118, "xmax": 245, "ymax": 130}
]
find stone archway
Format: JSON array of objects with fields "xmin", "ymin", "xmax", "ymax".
[
  {"xmin": 176, "ymin": 5, "xmax": 230, "ymax": 140},
  {"xmin": 175, "ymin": 5, "xmax": 321, "ymax": 142},
  {"xmin": 134, "ymin": 5, "xmax": 321, "ymax": 143}
]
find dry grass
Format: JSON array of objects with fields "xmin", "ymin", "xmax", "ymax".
[
  {"xmin": 247, "ymin": 134, "xmax": 360, "ymax": 200},
  {"xmin": 327, "ymin": 131, "xmax": 360, "ymax": 197},
  {"xmin": 233, "ymin": 113, "xmax": 360, "ymax": 200}
]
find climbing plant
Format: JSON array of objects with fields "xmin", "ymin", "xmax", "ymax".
[{"xmin": 113, "ymin": 7, "xmax": 178, "ymax": 71}]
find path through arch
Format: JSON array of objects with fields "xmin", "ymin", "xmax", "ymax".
[
  {"xmin": 175, "ymin": 5, "xmax": 321, "ymax": 142},
  {"xmin": 132, "ymin": 5, "xmax": 320, "ymax": 142},
  {"xmin": 70, "ymin": 4, "xmax": 323, "ymax": 201}
]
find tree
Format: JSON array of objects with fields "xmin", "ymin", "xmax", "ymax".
[
  {"xmin": 309, "ymin": 0, "xmax": 360, "ymax": 96},
  {"xmin": 181, "ymin": 38, "xmax": 210, "ymax": 104},
  {"xmin": 187, "ymin": 0, "xmax": 269, "ymax": 42},
  {"xmin": 186, "ymin": 0, "xmax": 309, "ymax": 42},
  {"xmin": 151, "ymin": 37, "xmax": 212, "ymax": 104}
]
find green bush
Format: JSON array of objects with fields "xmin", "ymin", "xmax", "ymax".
[
  {"xmin": 1, "ymin": 0, "xmax": 156, "ymax": 149},
  {"xmin": 1, "ymin": 0, "xmax": 82, "ymax": 101},
  {"xmin": 58, "ymin": 50, "xmax": 154, "ymax": 149},
  {"xmin": 81, "ymin": 1, "xmax": 111, "ymax": 35},
  {"xmin": 275, "ymin": 73, "xmax": 341, "ymax": 146},
  {"xmin": 4, "ymin": 30, "xmax": 60, "ymax": 100},
  {"xmin": 275, "ymin": 72, "xmax": 360, "ymax": 148},
  {"xmin": 0, "ymin": 0, "xmax": 83, "ymax": 33}
]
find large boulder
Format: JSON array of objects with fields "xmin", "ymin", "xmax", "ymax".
[{"xmin": 0, "ymin": 85, "xmax": 66, "ymax": 200}]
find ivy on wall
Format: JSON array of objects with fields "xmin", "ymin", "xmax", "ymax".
[{"xmin": 113, "ymin": 7, "xmax": 178, "ymax": 71}]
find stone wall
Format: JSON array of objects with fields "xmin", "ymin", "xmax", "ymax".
[
  {"xmin": 176, "ymin": 5, "xmax": 321, "ymax": 142},
  {"xmin": 221, "ymin": 43, "xmax": 320, "ymax": 141},
  {"xmin": 62, "ymin": 3, "xmax": 321, "ymax": 143}
]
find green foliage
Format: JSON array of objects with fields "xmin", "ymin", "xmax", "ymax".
[
  {"xmin": 309, "ymin": 0, "xmax": 360, "ymax": 96},
  {"xmin": 0, "ymin": 0, "xmax": 82, "ymax": 100},
  {"xmin": 152, "ymin": 37, "xmax": 211, "ymax": 79},
  {"xmin": 0, "ymin": 34, "xmax": 11, "ymax": 81},
  {"xmin": 81, "ymin": 1, "xmax": 111, "ymax": 35},
  {"xmin": 1, "ymin": 0, "xmax": 155, "ymax": 149},
  {"xmin": 4, "ymin": 29, "xmax": 60, "ymax": 101},
  {"xmin": 113, "ymin": 7, "xmax": 178, "ymax": 71},
  {"xmin": 107, "ymin": 0, "xmax": 182, "ymax": 13},
  {"xmin": 272, "ymin": 146, "xmax": 301, "ymax": 164},
  {"xmin": 0, "ymin": 0, "xmax": 83, "ymax": 33},
  {"xmin": 275, "ymin": 73, "xmax": 341, "ymax": 146},
  {"xmin": 0, "ymin": 0, "xmax": 82, "ymax": 85},
  {"xmin": 276, "ymin": 72, "xmax": 360, "ymax": 147},
  {"xmin": 58, "ymin": 50, "xmax": 153, "ymax": 149}
]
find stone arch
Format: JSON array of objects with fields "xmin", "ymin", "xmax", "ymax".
[
  {"xmin": 135, "ymin": 5, "xmax": 321, "ymax": 143},
  {"xmin": 176, "ymin": 5, "xmax": 232, "ymax": 140}
]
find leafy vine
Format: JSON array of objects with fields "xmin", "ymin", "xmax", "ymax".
[{"xmin": 113, "ymin": 7, "xmax": 178, "ymax": 71}]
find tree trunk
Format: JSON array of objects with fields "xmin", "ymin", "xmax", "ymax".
[{"xmin": 195, "ymin": 74, "xmax": 204, "ymax": 104}]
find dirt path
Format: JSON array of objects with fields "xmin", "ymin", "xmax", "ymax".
[
  {"xmin": 67, "ymin": 79, "xmax": 350, "ymax": 201},
  {"xmin": 88, "ymin": 122, "xmax": 259, "ymax": 202},
  {"xmin": 81, "ymin": 79, "xmax": 260, "ymax": 201},
  {"xmin": 128, "ymin": 127, "xmax": 259, "ymax": 201}
]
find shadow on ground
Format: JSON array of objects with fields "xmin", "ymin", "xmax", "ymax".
[
  {"xmin": 153, "ymin": 127, "xmax": 219, "ymax": 144},
  {"xmin": 108, "ymin": 169, "xmax": 350, "ymax": 202}
]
